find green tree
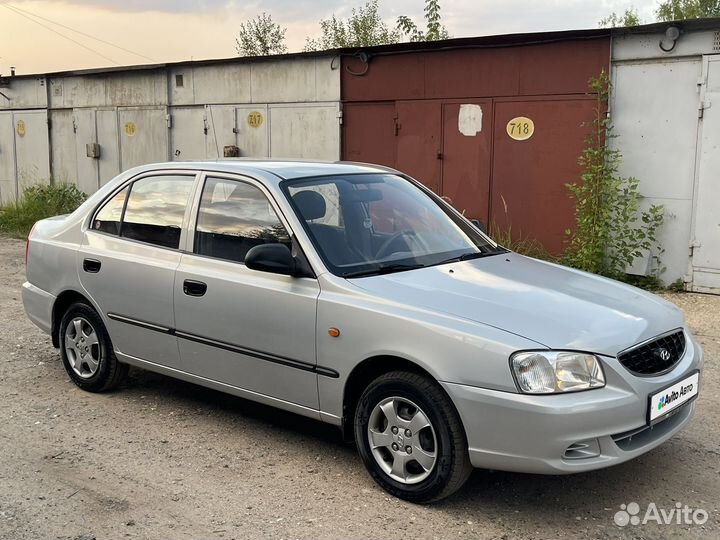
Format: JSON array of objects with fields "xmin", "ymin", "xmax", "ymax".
[
  {"xmin": 656, "ymin": 0, "xmax": 720, "ymax": 20},
  {"xmin": 235, "ymin": 12, "xmax": 288, "ymax": 56},
  {"xmin": 397, "ymin": 0, "xmax": 450, "ymax": 41},
  {"xmin": 304, "ymin": 0, "xmax": 401, "ymax": 50},
  {"xmin": 599, "ymin": 8, "xmax": 641, "ymax": 27}
]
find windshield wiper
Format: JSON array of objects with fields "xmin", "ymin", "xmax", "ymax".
[
  {"xmin": 436, "ymin": 248, "xmax": 507, "ymax": 266},
  {"xmin": 343, "ymin": 263, "xmax": 425, "ymax": 278}
]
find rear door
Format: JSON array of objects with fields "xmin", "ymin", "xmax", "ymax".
[
  {"xmin": 79, "ymin": 171, "xmax": 198, "ymax": 369},
  {"xmin": 173, "ymin": 173, "xmax": 320, "ymax": 409}
]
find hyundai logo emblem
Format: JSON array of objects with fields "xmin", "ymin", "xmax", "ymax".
[{"xmin": 657, "ymin": 348, "xmax": 671, "ymax": 362}]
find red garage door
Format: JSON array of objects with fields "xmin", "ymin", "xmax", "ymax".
[{"xmin": 491, "ymin": 97, "xmax": 594, "ymax": 255}]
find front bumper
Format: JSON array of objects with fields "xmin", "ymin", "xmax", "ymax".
[
  {"xmin": 442, "ymin": 331, "xmax": 703, "ymax": 474},
  {"xmin": 22, "ymin": 281, "xmax": 55, "ymax": 335}
]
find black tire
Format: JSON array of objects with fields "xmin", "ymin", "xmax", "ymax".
[
  {"xmin": 59, "ymin": 302, "xmax": 128, "ymax": 392},
  {"xmin": 354, "ymin": 370, "xmax": 472, "ymax": 503}
]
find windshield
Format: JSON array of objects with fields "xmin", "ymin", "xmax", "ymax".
[{"xmin": 282, "ymin": 174, "xmax": 504, "ymax": 278}]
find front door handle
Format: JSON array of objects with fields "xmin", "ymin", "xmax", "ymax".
[
  {"xmin": 183, "ymin": 279, "xmax": 207, "ymax": 297},
  {"xmin": 83, "ymin": 258, "xmax": 101, "ymax": 273}
]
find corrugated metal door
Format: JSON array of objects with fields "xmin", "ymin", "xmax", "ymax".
[
  {"xmin": 440, "ymin": 101, "xmax": 492, "ymax": 223},
  {"xmin": 342, "ymin": 102, "xmax": 396, "ymax": 167},
  {"xmin": 0, "ymin": 112, "xmax": 17, "ymax": 204},
  {"xmin": 491, "ymin": 98, "xmax": 593, "ymax": 255},
  {"xmin": 171, "ymin": 107, "xmax": 207, "ymax": 161},
  {"xmin": 395, "ymin": 101, "xmax": 442, "ymax": 192},
  {"xmin": 118, "ymin": 106, "xmax": 169, "ymax": 170},
  {"xmin": 13, "ymin": 110, "xmax": 50, "ymax": 194},
  {"xmin": 692, "ymin": 55, "xmax": 720, "ymax": 293}
]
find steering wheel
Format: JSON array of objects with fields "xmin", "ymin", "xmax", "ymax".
[{"xmin": 376, "ymin": 229, "xmax": 417, "ymax": 260}]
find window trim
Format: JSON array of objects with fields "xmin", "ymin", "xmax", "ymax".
[
  {"xmin": 185, "ymin": 172, "xmax": 301, "ymax": 268},
  {"xmin": 87, "ymin": 170, "xmax": 201, "ymax": 252}
]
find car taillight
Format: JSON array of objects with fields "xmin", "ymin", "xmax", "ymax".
[{"xmin": 25, "ymin": 225, "xmax": 35, "ymax": 265}]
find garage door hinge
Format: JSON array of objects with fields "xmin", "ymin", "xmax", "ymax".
[
  {"xmin": 337, "ymin": 110, "xmax": 343, "ymax": 125},
  {"xmin": 166, "ymin": 114, "xmax": 172, "ymax": 129},
  {"xmin": 689, "ymin": 239, "xmax": 701, "ymax": 257},
  {"xmin": 698, "ymin": 100, "xmax": 711, "ymax": 118}
]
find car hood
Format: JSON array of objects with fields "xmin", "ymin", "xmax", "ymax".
[{"xmin": 349, "ymin": 253, "xmax": 683, "ymax": 356}]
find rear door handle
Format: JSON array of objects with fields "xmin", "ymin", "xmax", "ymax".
[
  {"xmin": 183, "ymin": 279, "xmax": 207, "ymax": 297},
  {"xmin": 83, "ymin": 258, "xmax": 101, "ymax": 273}
]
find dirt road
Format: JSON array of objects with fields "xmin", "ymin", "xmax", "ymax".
[{"xmin": 0, "ymin": 237, "xmax": 717, "ymax": 539}]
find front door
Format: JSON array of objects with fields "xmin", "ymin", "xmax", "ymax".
[{"xmin": 173, "ymin": 174, "xmax": 320, "ymax": 409}]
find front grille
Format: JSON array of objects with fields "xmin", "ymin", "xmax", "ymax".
[{"xmin": 617, "ymin": 330, "xmax": 685, "ymax": 376}]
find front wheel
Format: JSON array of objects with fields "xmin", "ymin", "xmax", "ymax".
[{"xmin": 354, "ymin": 371, "xmax": 472, "ymax": 502}]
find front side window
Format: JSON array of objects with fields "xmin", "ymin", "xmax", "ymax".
[
  {"xmin": 283, "ymin": 174, "xmax": 503, "ymax": 277},
  {"xmin": 194, "ymin": 177, "xmax": 290, "ymax": 263},
  {"xmin": 121, "ymin": 175, "xmax": 195, "ymax": 249}
]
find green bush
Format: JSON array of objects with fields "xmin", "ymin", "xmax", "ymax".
[
  {"xmin": 0, "ymin": 183, "xmax": 87, "ymax": 238},
  {"xmin": 563, "ymin": 71, "xmax": 665, "ymax": 282}
]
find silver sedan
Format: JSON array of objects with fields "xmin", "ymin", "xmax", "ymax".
[{"xmin": 23, "ymin": 160, "xmax": 702, "ymax": 502}]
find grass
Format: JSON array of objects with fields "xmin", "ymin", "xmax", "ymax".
[
  {"xmin": 490, "ymin": 225, "xmax": 558, "ymax": 262},
  {"xmin": 0, "ymin": 184, "xmax": 87, "ymax": 238}
]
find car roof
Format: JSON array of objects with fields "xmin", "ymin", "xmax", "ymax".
[{"xmin": 137, "ymin": 159, "xmax": 397, "ymax": 183}]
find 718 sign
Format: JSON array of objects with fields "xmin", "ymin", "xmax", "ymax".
[{"xmin": 506, "ymin": 117, "xmax": 534, "ymax": 141}]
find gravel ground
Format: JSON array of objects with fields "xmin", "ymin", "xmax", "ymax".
[{"xmin": 0, "ymin": 236, "xmax": 718, "ymax": 539}]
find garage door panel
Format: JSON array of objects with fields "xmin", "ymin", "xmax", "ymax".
[
  {"xmin": 0, "ymin": 112, "xmax": 17, "ymax": 204},
  {"xmin": 119, "ymin": 107, "xmax": 168, "ymax": 170},
  {"xmin": 14, "ymin": 110, "xmax": 50, "ymax": 193},
  {"xmin": 342, "ymin": 102, "xmax": 396, "ymax": 168},
  {"xmin": 441, "ymin": 101, "xmax": 492, "ymax": 224},
  {"xmin": 396, "ymin": 101, "xmax": 442, "ymax": 193},
  {"xmin": 270, "ymin": 105, "xmax": 339, "ymax": 160},
  {"xmin": 491, "ymin": 99, "xmax": 594, "ymax": 255},
  {"xmin": 171, "ymin": 107, "xmax": 207, "ymax": 161}
]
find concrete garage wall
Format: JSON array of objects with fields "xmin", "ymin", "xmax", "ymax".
[
  {"xmin": 0, "ymin": 56, "xmax": 341, "ymax": 203},
  {"xmin": 611, "ymin": 27, "xmax": 720, "ymax": 290}
]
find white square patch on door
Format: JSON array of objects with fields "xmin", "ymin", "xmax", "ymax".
[{"xmin": 458, "ymin": 104, "xmax": 482, "ymax": 136}]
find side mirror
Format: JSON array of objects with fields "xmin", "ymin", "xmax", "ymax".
[
  {"xmin": 470, "ymin": 218, "xmax": 487, "ymax": 233},
  {"xmin": 245, "ymin": 243, "xmax": 297, "ymax": 276}
]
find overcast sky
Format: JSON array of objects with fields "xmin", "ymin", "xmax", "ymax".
[{"xmin": 0, "ymin": 0, "xmax": 658, "ymax": 74}]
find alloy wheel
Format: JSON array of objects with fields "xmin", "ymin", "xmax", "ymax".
[{"xmin": 367, "ymin": 396, "xmax": 438, "ymax": 484}]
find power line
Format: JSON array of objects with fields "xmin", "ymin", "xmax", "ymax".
[
  {"xmin": 1, "ymin": 4, "xmax": 120, "ymax": 65},
  {"xmin": 6, "ymin": 2, "xmax": 156, "ymax": 63}
]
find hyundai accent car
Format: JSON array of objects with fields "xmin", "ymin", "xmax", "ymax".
[{"xmin": 22, "ymin": 160, "xmax": 702, "ymax": 502}]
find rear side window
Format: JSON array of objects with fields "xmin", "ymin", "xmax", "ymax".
[
  {"xmin": 121, "ymin": 176, "xmax": 195, "ymax": 249},
  {"xmin": 93, "ymin": 186, "xmax": 128, "ymax": 235},
  {"xmin": 194, "ymin": 177, "xmax": 290, "ymax": 263}
]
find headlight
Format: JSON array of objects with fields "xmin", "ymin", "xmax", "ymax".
[{"xmin": 511, "ymin": 351, "xmax": 605, "ymax": 394}]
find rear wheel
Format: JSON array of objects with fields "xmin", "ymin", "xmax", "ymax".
[
  {"xmin": 59, "ymin": 302, "xmax": 127, "ymax": 392},
  {"xmin": 354, "ymin": 371, "xmax": 472, "ymax": 502}
]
